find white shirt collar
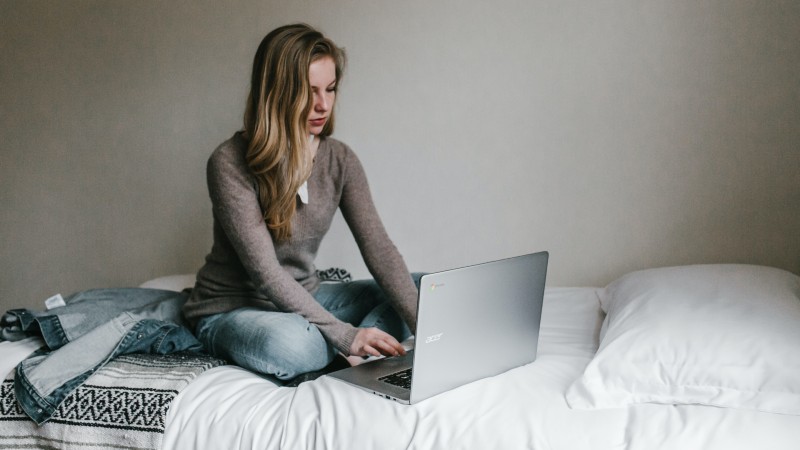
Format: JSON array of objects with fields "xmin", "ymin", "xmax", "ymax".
[{"xmin": 298, "ymin": 134, "xmax": 314, "ymax": 204}]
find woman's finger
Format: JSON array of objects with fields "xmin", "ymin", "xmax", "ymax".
[
  {"xmin": 373, "ymin": 338, "xmax": 404, "ymax": 356},
  {"xmin": 362, "ymin": 344, "xmax": 381, "ymax": 357}
]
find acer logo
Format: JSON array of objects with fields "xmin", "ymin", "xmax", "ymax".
[
  {"xmin": 425, "ymin": 333, "xmax": 444, "ymax": 344},
  {"xmin": 429, "ymin": 283, "xmax": 445, "ymax": 291}
]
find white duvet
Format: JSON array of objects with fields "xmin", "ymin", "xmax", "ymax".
[
  {"xmin": 3, "ymin": 287, "xmax": 797, "ymax": 449},
  {"xmin": 160, "ymin": 287, "xmax": 800, "ymax": 449}
]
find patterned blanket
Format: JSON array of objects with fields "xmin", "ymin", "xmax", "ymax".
[{"xmin": 0, "ymin": 353, "xmax": 224, "ymax": 450}]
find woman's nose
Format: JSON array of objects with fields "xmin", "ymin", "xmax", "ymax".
[{"xmin": 314, "ymin": 93, "xmax": 328, "ymax": 112}]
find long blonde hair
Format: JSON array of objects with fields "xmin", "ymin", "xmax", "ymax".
[{"xmin": 243, "ymin": 24, "xmax": 345, "ymax": 241}]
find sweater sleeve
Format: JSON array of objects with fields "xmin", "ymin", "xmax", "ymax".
[
  {"xmin": 207, "ymin": 147, "xmax": 359, "ymax": 352},
  {"xmin": 337, "ymin": 148, "xmax": 419, "ymax": 333}
]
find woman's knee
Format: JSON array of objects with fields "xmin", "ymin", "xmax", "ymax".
[
  {"xmin": 197, "ymin": 308, "xmax": 335, "ymax": 379},
  {"xmin": 411, "ymin": 272, "xmax": 425, "ymax": 289},
  {"xmin": 260, "ymin": 316, "xmax": 335, "ymax": 378}
]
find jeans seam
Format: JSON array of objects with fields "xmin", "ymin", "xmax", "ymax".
[{"xmin": 15, "ymin": 362, "xmax": 56, "ymax": 424}]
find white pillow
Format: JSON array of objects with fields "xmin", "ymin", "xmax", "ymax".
[
  {"xmin": 566, "ymin": 264, "xmax": 800, "ymax": 415},
  {"xmin": 139, "ymin": 274, "xmax": 197, "ymax": 292}
]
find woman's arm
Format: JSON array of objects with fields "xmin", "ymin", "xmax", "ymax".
[{"xmin": 337, "ymin": 147, "xmax": 419, "ymax": 333}]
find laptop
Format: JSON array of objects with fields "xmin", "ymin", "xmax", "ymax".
[{"xmin": 328, "ymin": 251, "xmax": 549, "ymax": 404}]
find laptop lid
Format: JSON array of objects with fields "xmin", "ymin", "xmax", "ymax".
[
  {"xmin": 327, "ymin": 251, "xmax": 548, "ymax": 404},
  {"xmin": 409, "ymin": 251, "xmax": 548, "ymax": 403}
]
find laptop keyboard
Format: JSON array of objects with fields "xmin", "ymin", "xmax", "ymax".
[{"xmin": 379, "ymin": 368, "xmax": 413, "ymax": 390}]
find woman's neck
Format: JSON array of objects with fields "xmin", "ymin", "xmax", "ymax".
[{"xmin": 309, "ymin": 134, "xmax": 321, "ymax": 160}]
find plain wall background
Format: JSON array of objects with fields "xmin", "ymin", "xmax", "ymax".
[{"xmin": 2, "ymin": 0, "xmax": 798, "ymax": 312}]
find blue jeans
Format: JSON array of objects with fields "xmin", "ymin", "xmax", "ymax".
[
  {"xmin": 6, "ymin": 288, "xmax": 202, "ymax": 424},
  {"xmin": 196, "ymin": 274, "xmax": 422, "ymax": 380}
]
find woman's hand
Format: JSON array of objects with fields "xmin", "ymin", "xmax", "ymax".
[{"xmin": 349, "ymin": 327, "xmax": 406, "ymax": 358}]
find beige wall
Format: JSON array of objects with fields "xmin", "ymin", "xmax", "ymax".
[{"xmin": 2, "ymin": 0, "xmax": 798, "ymax": 312}]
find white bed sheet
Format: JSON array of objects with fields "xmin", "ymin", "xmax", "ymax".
[
  {"xmin": 626, "ymin": 402, "xmax": 800, "ymax": 449},
  {"xmin": 162, "ymin": 288, "xmax": 629, "ymax": 449},
  {"xmin": 162, "ymin": 286, "xmax": 800, "ymax": 450},
  {"xmin": 0, "ymin": 337, "xmax": 44, "ymax": 380},
  {"xmin": 4, "ymin": 286, "xmax": 798, "ymax": 449}
]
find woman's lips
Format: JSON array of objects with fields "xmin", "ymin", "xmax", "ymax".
[{"xmin": 309, "ymin": 118, "xmax": 326, "ymax": 126}]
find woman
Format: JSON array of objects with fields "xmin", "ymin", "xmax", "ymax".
[{"xmin": 182, "ymin": 23, "xmax": 420, "ymax": 383}]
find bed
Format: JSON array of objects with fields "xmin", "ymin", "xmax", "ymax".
[{"xmin": 2, "ymin": 264, "xmax": 799, "ymax": 449}]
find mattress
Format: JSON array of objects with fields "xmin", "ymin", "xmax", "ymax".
[
  {"xmin": 161, "ymin": 285, "xmax": 799, "ymax": 449},
  {"xmin": 3, "ymin": 278, "xmax": 798, "ymax": 449}
]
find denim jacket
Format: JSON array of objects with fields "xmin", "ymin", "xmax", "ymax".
[{"xmin": 1, "ymin": 288, "xmax": 202, "ymax": 424}]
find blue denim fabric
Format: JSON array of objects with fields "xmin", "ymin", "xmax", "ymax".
[
  {"xmin": 196, "ymin": 274, "xmax": 423, "ymax": 380},
  {"xmin": 1, "ymin": 288, "xmax": 190, "ymax": 349},
  {"xmin": 5, "ymin": 288, "xmax": 202, "ymax": 425}
]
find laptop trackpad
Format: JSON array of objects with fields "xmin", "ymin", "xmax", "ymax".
[{"xmin": 327, "ymin": 352, "xmax": 413, "ymax": 402}]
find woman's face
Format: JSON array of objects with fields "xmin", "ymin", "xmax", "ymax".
[{"xmin": 307, "ymin": 56, "xmax": 337, "ymax": 135}]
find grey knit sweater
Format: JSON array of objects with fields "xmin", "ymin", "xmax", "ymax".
[{"xmin": 182, "ymin": 133, "xmax": 418, "ymax": 353}]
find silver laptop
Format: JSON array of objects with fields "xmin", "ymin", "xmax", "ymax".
[{"xmin": 328, "ymin": 251, "xmax": 548, "ymax": 404}]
